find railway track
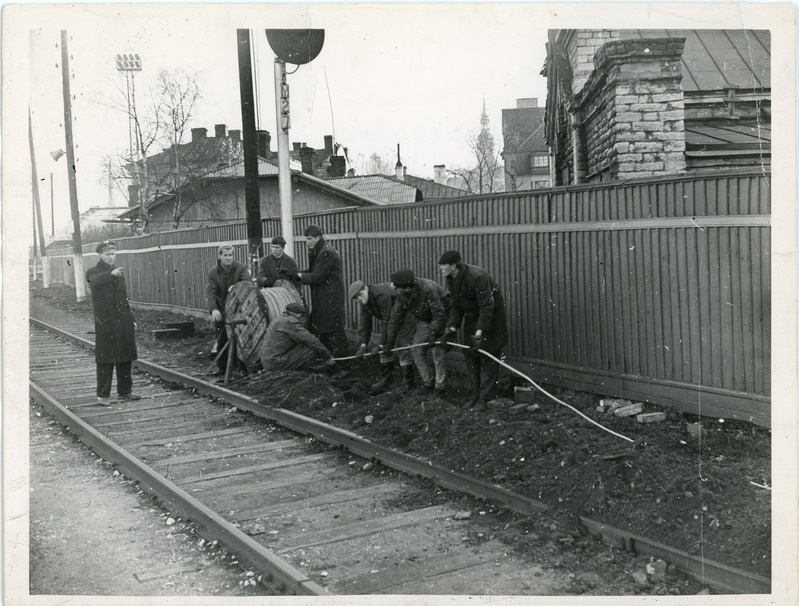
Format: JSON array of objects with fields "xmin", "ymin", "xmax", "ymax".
[{"xmin": 29, "ymin": 316, "xmax": 770, "ymax": 595}]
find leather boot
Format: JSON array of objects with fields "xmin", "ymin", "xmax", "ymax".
[
  {"xmin": 401, "ymin": 365, "xmax": 415, "ymax": 390},
  {"xmin": 370, "ymin": 363, "xmax": 394, "ymax": 395}
]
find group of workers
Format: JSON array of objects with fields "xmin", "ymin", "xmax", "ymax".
[{"xmin": 86, "ymin": 224, "xmax": 508, "ymax": 411}]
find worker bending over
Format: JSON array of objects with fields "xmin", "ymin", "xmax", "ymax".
[{"xmin": 261, "ymin": 302, "xmax": 334, "ymax": 372}]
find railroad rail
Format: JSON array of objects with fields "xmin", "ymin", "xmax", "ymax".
[{"xmin": 29, "ymin": 317, "xmax": 770, "ymax": 595}]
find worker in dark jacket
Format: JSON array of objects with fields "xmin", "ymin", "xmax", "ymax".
[
  {"xmin": 295, "ymin": 225, "xmax": 348, "ymax": 357},
  {"xmin": 384, "ymin": 269, "xmax": 448, "ymax": 394},
  {"xmin": 261, "ymin": 302, "xmax": 334, "ymax": 372},
  {"xmin": 439, "ymin": 250, "xmax": 508, "ymax": 410},
  {"xmin": 205, "ymin": 244, "xmax": 252, "ymax": 374},
  {"xmin": 86, "ymin": 241, "xmax": 140, "ymax": 406},
  {"xmin": 349, "ymin": 280, "xmax": 415, "ymax": 395},
  {"xmin": 257, "ymin": 236, "xmax": 302, "ymax": 298}
]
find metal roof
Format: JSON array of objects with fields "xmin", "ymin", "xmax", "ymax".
[
  {"xmin": 324, "ymin": 175, "xmax": 420, "ymax": 205},
  {"xmin": 383, "ymin": 174, "xmax": 469, "ymax": 200},
  {"xmin": 202, "ymin": 156, "xmax": 302, "ymax": 179},
  {"xmin": 619, "ymin": 30, "xmax": 771, "ymax": 92},
  {"xmin": 685, "ymin": 121, "xmax": 771, "ymax": 151}
]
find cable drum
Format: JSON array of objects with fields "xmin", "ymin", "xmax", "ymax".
[{"xmin": 225, "ymin": 281, "xmax": 303, "ymax": 371}]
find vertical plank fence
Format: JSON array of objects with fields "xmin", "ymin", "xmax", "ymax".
[{"xmin": 43, "ymin": 170, "xmax": 771, "ymax": 425}]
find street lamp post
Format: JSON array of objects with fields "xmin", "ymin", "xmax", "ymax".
[
  {"xmin": 115, "ymin": 53, "xmax": 143, "ymax": 225},
  {"xmin": 264, "ymin": 29, "xmax": 325, "ymax": 259}
]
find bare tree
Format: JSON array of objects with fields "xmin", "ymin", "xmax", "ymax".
[
  {"xmin": 450, "ymin": 127, "xmax": 504, "ymax": 194},
  {"xmin": 155, "ymin": 69, "xmax": 202, "ymax": 228},
  {"xmin": 350, "ymin": 150, "xmax": 393, "ymax": 176}
]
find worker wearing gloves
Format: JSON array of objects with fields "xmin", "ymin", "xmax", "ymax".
[
  {"xmin": 383, "ymin": 269, "xmax": 448, "ymax": 395},
  {"xmin": 261, "ymin": 302, "xmax": 334, "ymax": 372},
  {"xmin": 349, "ymin": 280, "xmax": 416, "ymax": 395},
  {"xmin": 438, "ymin": 250, "xmax": 508, "ymax": 410}
]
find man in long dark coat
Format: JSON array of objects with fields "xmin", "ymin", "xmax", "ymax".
[
  {"xmin": 439, "ymin": 250, "xmax": 508, "ymax": 410},
  {"xmin": 295, "ymin": 225, "xmax": 348, "ymax": 357},
  {"xmin": 206, "ymin": 244, "xmax": 252, "ymax": 374},
  {"xmin": 86, "ymin": 241, "xmax": 140, "ymax": 406}
]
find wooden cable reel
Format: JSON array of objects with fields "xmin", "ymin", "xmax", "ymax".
[{"xmin": 224, "ymin": 280, "xmax": 304, "ymax": 371}]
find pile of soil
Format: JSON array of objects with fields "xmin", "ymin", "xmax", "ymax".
[{"xmin": 30, "ymin": 283, "xmax": 772, "ymax": 579}]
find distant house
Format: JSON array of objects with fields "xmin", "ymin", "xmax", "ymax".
[
  {"xmin": 501, "ymin": 98, "xmax": 552, "ymax": 191},
  {"xmin": 119, "ymin": 155, "xmax": 379, "ymax": 231},
  {"xmin": 542, "ymin": 29, "xmax": 771, "ymax": 185},
  {"xmin": 386, "ymin": 169, "xmax": 471, "ymax": 201}
]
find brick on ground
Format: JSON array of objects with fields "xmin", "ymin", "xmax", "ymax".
[
  {"xmin": 614, "ymin": 402, "xmax": 644, "ymax": 417},
  {"xmin": 636, "ymin": 412, "xmax": 666, "ymax": 423},
  {"xmin": 514, "ymin": 386, "xmax": 537, "ymax": 404},
  {"xmin": 599, "ymin": 398, "xmax": 634, "ymax": 413}
]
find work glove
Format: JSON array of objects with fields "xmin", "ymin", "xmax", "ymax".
[
  {"xmin": 439, "ymin": 330, "xmax": 455, "ymax": 351},
  {"xmin": 470, "ymin": 333, "xmax": 484, "ymax": 352},
  {"xmin": 356, "ymin": 343, "xmax": 368, "ymax": 359},
  {"xmin": 211, "ymin": 309, "xmax": 223, "ymax": 323}
]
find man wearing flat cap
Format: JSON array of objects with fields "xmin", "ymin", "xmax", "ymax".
[
  {"xmin": 257, "ymin": 236, "xmax": 302, "ymax": 297},
  {"xmin": 261, "ymin": 302, "xmax": 334, "ymax": 372},
  {"xmin": 349, "ymin": 279, "xmax": 416, "ymax": 394},
  {"xmin": 438, "ymin": 250, "xmax": 508, "ymax": 410},
  {"xmin": 383, "ymin": 269, "xmax": 449, "ymax": 394},
  {"xmin": 86, "ymin": 241, "xmax": 140, "ymax": 405}
]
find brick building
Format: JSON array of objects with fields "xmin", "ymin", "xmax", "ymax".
[
  {"xmin": 542, "ymin": 30, "xmax": 771, "ymax": 185},
  {"xmin": 501, "ymin": 98, "xmax": 552, "ymax": 191}
]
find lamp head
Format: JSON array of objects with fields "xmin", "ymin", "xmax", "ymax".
[{"xmin": 265, "ymin": 29, "xmax": 324, "ymax": 65}]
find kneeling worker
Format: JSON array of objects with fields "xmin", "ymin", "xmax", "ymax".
[
  {"xmin": 261, "ymin": 302, "xmax": 334, "ymax": 372},
  {"xmin": 349, "ymin": 279, "xmax": 416, "ymax": 394}
]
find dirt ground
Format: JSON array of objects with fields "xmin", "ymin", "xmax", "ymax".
[
  {"xmin": 29, "ymin": 400, "xmax": 273, "ymax": 597},
  {"xmin": 30, "ymin": 283, "xmax": 772, "ymax": 581}
]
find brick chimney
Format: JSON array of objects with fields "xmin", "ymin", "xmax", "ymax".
[
  {"xmin": 214, "ymin": 123, "xmax": 227, "ymax": 138},
  {"xmin": 292, "ymin": 142, "xmax": 301, "ymax": 152},
  {"xmin": 324, "ymin": 135, "xmax": 334, "ymax": 156},
  {"xmin": 229, "ymin": 129, "xmax": 241, "ymax": 140},
  {"xmin": 299, "ymin": 145, "xmax": 315, "ymax": 175},
  {"xmin": 191, "ymin": 127, "xmax": 207, "ymax": 142},
  {"xmin": 433, "ymin": 164, "xmax": 446, "ymax": 184},
  {"xmin": 256, "ymin": 130, "xmax": 271, "ymax": 158},
  {"xmin": 346, "ymin": 168, "xmax": 355, "ymax": 177},
  {"xmin": 572, "ymin": 37, "xmax": 687, "ymax": 182},
  {"xmin": 329, "ymin": 156, "xmax": 346, "ymax": 177},
  {"xmin": 395, "ymin": 143, "xmax": 405, "ymax": 180}
]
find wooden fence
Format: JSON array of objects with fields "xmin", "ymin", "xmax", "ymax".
[{"xmin": 45, "ymin": 170, "xmax": 771, "ymax": 426}]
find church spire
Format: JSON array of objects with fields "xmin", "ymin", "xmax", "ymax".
[{"xmin": 481, "ymin": 95, "xmax": 489, "ymax": 130}]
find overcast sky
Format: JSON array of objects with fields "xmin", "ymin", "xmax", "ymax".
[{"xmin": 27, "ymin": 4, "xmax": 550, "ymax": 234}]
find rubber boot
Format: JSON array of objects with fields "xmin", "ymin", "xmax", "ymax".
[
  {"xmin": 370, "ymin": 363, "xmax": 394, "ymax": 395},
  {"xmin": 401, "ymin": 364, "xmax": 415, "ymax": 390}
]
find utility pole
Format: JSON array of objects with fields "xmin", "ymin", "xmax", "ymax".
[
  {"xmin": 60, "ymin": 30, "xmax": 86, "ymax": 301},
  {"xmin": 236, "ymin": 29, "xmax": 263, "ymax": 278},
  {"xmin": 29, "ymin": 108, "xmax": 49, "ymax": 287}
]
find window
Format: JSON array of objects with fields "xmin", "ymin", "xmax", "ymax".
[
  {"xmin": 534, "ymin": 180, "xmax": 550, "ymax": 189},
  {"xmin": 532, "ymin": 154, "xmax": 549, "ymax": 168}
]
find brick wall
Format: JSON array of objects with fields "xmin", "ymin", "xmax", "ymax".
[
  {"xmin": 564, "ymin": 29, "xmax": 620, "ymax": 95},
  {"xmin": 574, "ymin": 38, "xmax": 687, "ymax": 181}
]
